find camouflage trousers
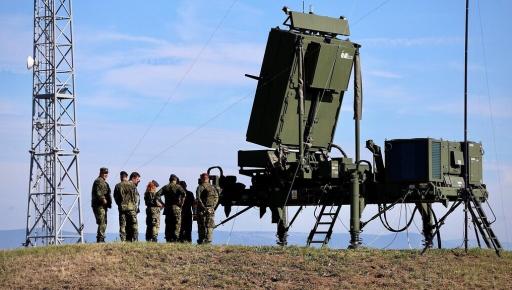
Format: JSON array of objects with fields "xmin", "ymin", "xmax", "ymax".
[
  {"xmin": 164, "ymin": 205, "xmax": 181, "ymax": 242},
  {"xmin": 197, "ymin": 207, "xmax": 215, "ymax": 244},
  {"xmin": 145, "ymin": 207, "xmax": 161, "ymax": 242},
  {"xmin": 276, "ymin": 207, "xmax": 288, "ymax": 246},
  {"xmin": 119, "ymin": 210, "xmax": 138, "ymax": 242},
  {"xmin": 93, "ymin": 206, "xmax": 107, "ymax": 242}
]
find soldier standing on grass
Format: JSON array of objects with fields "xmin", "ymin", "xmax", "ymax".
[
  {"xmin": 116, "ymin": 172, "xmax": 141, "ymax": 242},
  {"xmin": 144, "ymin": 180, "xmax": 163, "ymax": 242},
  {"xmin": 196, "ymin": 173, "xmax": 219, "ymax": 244},
  {"xmin": 91, "ymin": 167, "xmax": 111, "ymax": 243},
  {"xmin": 179, "ymin": 180, "xmax": 196, "ymax": 242},
  {"xmin": 113, "ymin": 171, "xmax": 129, "ymax": 241},
  {"xmin": 158, "ymin": 174, "xmax": 186, "ymax": 242}
]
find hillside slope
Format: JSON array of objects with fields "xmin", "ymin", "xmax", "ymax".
[{"xmin": 1, "ymin": 243, "xmax": 511, "ymax": 289}]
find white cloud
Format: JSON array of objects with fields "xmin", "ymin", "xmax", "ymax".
[
  {"xmin": 79, "ymin": 92, "xmax": 134, "ymax": 109},
  {"xmin": 100, "ymin": 61, "xmax": 254, "ymax": 99},
  {"xmin": 360, "ymin": 36, "xmax": 463, "ymax": 47},
  {"xmin": 367, "ymin": 69, "xmax": 402, "ymax": 79},
  {"xmin": 80, "ymin": 32, "xmax": 167, "ymax": 46},
  {"xmin": 426, "ymin": 96, "xmax": 512, "ymax": 119},
  {"xmin": 77, "ymin": 40, "xmax": 263, "ymax": 70},
  {"xmin": 75, "ymin": 28, "xmax": 264, "ymax": 100}
]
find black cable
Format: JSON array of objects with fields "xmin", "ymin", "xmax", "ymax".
[
  {"xmin": 431, "ymin": 207, "xmax": 442, "ymax": 249},
  {"xmin": 380, "ymin": 204, "xmax": 418, "ymax": 233},
  {"xmin": 352, "ymin": 0, "xmax": 393, "ymax": 26}
]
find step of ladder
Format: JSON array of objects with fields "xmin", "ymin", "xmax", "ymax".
[
  {"xmin": 306, "ymin": 205, "xmax": 341, "ymax": 247},
  {"xmin": 467, "ymin": 191, "xmax": 502, "ymax": 255}
]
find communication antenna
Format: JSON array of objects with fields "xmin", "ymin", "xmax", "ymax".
[
  {"xmin": 24, "ymin": 0, "xmax": 83, "ymax": 246},
  {"xmin": 463, "ymin": 0, "xmax": 470, "ymax": 253}
]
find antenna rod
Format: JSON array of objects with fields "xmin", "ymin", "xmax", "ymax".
[{"xmin": 463, "ymin": 0, "xmax": 470, "ymax": 252}]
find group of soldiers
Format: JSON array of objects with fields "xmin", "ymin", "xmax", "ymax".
[{"xmin": 91, "ymin": 167, "xmax": 219, "ymax": 244}]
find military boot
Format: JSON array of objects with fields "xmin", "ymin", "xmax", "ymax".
[{"xmin": 276, "ymin": 232, "xmax": 288, "ymax": 246}]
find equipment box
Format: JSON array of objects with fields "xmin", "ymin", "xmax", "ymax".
[{"xmin": 385, "ymin": 138, "xmax": 483, "ymax": 185}]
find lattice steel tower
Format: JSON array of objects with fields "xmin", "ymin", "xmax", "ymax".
[{"xmin": 25, "ymin": 0, "xmax": 83, "ymax": 246}]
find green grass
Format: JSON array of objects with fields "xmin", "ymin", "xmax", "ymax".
[{"xmin": 1, "ymin": 243, "xmax": 511, "ymax": 289}]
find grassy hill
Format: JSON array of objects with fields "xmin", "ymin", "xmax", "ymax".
[{"xmin": 1, "ymin": 243, "xmax": 511, "ymax": 289}]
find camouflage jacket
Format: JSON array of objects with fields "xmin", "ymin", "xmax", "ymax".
[
  {"xmin": 196, "ymin": 182, "xmax": 219, "ymax": 209},
  {"xmin": 114, "ymin": 181, "xmax": 139, "ymax": 212},
  {"xmin": 157, "ymin": 183, "xmax": 186, "ymax": 208},
  {"xmin": 144, "ymin": 189, "xmax": 163, "ymax": 208},
  {"xmin": 91, "ymin": 176, "xmax": 111, "ymax": 208}
]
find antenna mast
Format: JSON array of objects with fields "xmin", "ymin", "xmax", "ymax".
[
  {"xmin": 463, "ymin": 0, "xmax": 470, "ymax": 252},
  {"xmin": 25, "ymin": 0, "xmax": 83, "ymax": 246}
]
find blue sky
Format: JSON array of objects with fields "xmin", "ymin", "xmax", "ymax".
[{"xmin": 0, "ymin": 0, "xmax": 511, "ymax": 246}]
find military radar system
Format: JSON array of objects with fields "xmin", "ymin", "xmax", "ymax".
[{"xmin": 208, "ymin": 7, "xmax": 501, "ymax": 254}]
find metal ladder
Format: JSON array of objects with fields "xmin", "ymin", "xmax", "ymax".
[
  {"xmin": 307, "ymin": 205, "xmax": 341, "ymax": 247},
  {"xmin": 467, "ymin": 192, "xmax": 502, "ymax": 255}
]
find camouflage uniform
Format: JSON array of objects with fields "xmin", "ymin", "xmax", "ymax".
[
  {"xmin": 158, "ymin": 183, "xmax": 186, "ymax": 242},
  {"xmin": 273, "ymin": 207, "xmax": 288, "ymax": 246},
  {"xmin": 114, "ymin": 181, "xmax": 139, "ymax": 242},
  {"xmin": 91, "ymin": 176, "xmax": 111, "ymax": 242},
  {"xmin": 196, "ymin": 182, "xmax": 219, "ymax": 244},
  {"xmin": 144, "ymin": 189, "xmax": 163, "ymax": 242},
  {"xmin": 179, "ymin": 189, "xmax": 195, "ymax": 242}
]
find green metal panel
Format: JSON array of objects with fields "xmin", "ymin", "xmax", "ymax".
[
  {"xmin": 430, "ymin": 140, "xmax": 442, "ymax": 180},
  {"xmin": 246, "ymin": 29, "xmax": 298, "ymax": 148},
  {"xmin": 246, "ymin": 28, "xmax": 356, "ymax": 149},
  {"xmin": 448, "ymin": 142, "xmax": 462, "ymax": 175},
  {"xmin": 289, "ymin": 11, "xmax": 350, "ymax": 36},
  {"xmin": 470, "ymin": 156, "xmax": 483, "ymax": 185},
  {"xmin": 467, "ymin": 142, "xmax": 483, "ymax": 185},
  {"xmin": 451, "ymin": 150, "xmax": 464, "ymax": 166}
]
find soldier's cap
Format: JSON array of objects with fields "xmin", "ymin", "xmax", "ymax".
[
  {"xmin": 100, "ymin": 167, "xmax": 109, "ymax": 174},
  {"xmin": 120, "ymin": 171, "xmax": 128, "ymax": 177},
  {"xmin": 151, "ymin": 180, "xmax": 160, "ymax": 187},
  {"xmin": 179, "ymin": 180, "xmax": 187, "ymax": 188},
  {"xmin": 169, "ymin": 174, "xmax": 178, "ymax": 182},
  {"xmin": 200, "ymin": 173, "xmax": 209, "ymax": 179}
]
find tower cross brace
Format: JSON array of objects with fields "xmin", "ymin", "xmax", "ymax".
[{"xmin": 25, "ymin": 0, "xmax": 83, "ymax": 246}]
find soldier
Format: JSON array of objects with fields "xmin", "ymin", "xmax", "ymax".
[
  {"xmin": 113, "ymin": 171, "xmax": 129, "ymax": 241},
  {"xmin": 91, "ymin": 167, "xmax": 111, "ymax": 243},
  {"xmin": 196, "ymin": 173, "xmax": 219, "ymax": 244},
  {"xmin": 179, "ymin": 180, "xmax": 195, "ymax": 242},
  {"xmin": 115, "ymin": 172, "xmax": 141, "ymax": 242},
  {"xmin": 275, "ymin": 207, "xmax": 288, "ymax": 246},
  {"xmin": 144, "ymin": 180, "xmax": 163, "ymax": 242},
  {"xmin": 158, "ymin": 174, "xmax": 186, "ymax": 242}
]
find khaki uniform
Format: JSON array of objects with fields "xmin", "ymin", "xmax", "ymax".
[
  {"xmin": 196, "ymin": 182, "xmax": 219, "ymax": 244},
  {"xmin": 158, "ymin": 183, "xmax": 186, "ymax": 242},
  {"xmin": 114, "ymin": 181, "xmax": 139, "ymax": 242},
  {"xmin": 91, "ymin": 176, "xmax": 111, "ymax": 242},
  {"xmin": 144, "ymin": 189, "xmax": 163, "ymax": 242}
]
